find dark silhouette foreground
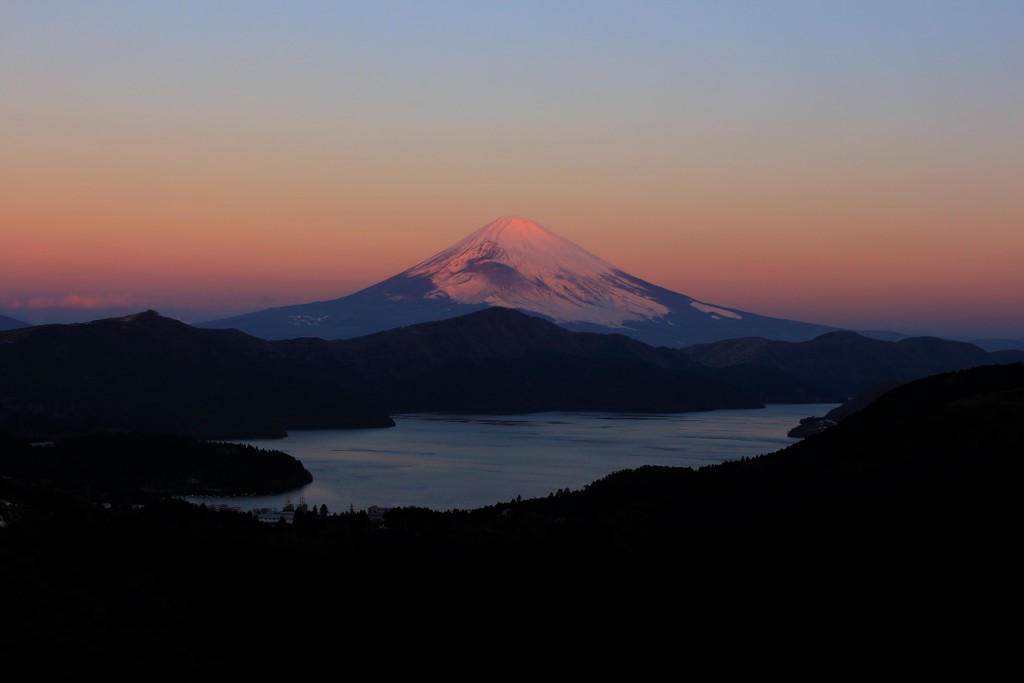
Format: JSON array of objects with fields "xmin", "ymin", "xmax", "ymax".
[{"xmin": 2, "ymin": 363, "xmax": 1022, "ymax": 677}]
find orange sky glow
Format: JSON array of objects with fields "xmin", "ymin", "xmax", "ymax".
[{"xmin": 2, "ymin": 2, "xmax": 1022, "ymax": 340}]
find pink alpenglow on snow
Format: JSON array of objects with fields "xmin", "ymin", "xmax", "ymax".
[{"xmin": 406, "ymin": 218, "xmax": 670, "ymax": 327}]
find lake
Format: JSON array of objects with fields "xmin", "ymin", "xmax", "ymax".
[{"xmin": 187, "ymin": 403, "xmax": 838, "ymax": 513}]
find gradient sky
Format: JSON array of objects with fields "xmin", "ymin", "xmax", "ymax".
[{"xmin": 3, "ymin": 1, "xmax": 1022, "ymax": 339}]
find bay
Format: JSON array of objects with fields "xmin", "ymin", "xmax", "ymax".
[{"xmin": 187, "ymin": 403, "xmax": 838, "ymax": 513}]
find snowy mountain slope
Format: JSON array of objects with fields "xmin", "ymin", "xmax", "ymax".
[
  {"xmin": 197, "ymin": 217, "xmax": 839, "ymax": 346},
  {"xmin": 403, "ymin": 217, "xmax": 670, "ymax": 327}
]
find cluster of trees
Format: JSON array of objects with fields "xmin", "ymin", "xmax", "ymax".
[{"xmin": 0, "ymin": 432, "xmax": 312, "ymax": 505}]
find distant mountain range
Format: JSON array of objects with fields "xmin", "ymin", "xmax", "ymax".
[
  {"xmin": 680, "ymin": 330, "xmax": 1024, "ymax": 402},
  {"xmin": 2, "ymin": 307, "xmax": 1020, "ymax": 441},
  {"xmin": 7, "ymin": 218, "xmax": 1020, "ymax": 351},
  {"xmin": 0, "ymin": 314, "xmax": 30, "ymax": 331},
  {"xmin": 197, "ymin": 217, "xmax": 842, "ymax": 346}
]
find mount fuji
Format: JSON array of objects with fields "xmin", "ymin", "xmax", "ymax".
[{"xmin": 197, "ymin": 218, "xmax": 840, "ymax": 347}]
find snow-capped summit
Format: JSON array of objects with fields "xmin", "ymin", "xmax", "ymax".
[
  {"xmin": 405, "ymin": 218, "xmax": 669, "ymax": 327},
  {"xmin": 197, "ymin": 217, "xmax": 840, "ymax": 346}
]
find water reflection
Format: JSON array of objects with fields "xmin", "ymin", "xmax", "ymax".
[{"xmin": 187, "ymin": 404, "xmax": 838, "ymax": 513}]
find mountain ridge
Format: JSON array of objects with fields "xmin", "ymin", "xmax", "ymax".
[{"xmin": 4, "ymin": 307, "xmax": 1019, "ymax": 440}]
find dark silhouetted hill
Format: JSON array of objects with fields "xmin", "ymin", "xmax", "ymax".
[
  {"xmin": 280, "ymin": 306, "xmax": 765, "ymax": 413},
  {"xmin": 0, "ymin": 310, "xmax": 393, "ymax": 440},
  {"xmin": 0, "ymin": 309, "xmax": 768, "ymax": 440},
  {"xmin": 681, "ymin": 329, "xmax": 1023, "ymax": 401},
  {"xmin": 5, "ymin": 309, "xmax": 1019, "ymax": 443},
  {"xmin": 0, "ymin": 432, "xmax": 312, "ymax": 504},
  {"xmin": 787, "ymin": 379, "xmax": 904, "ymax": 436}
]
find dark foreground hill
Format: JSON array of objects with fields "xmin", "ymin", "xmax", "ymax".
[
  {"xmin": 1, "ymin": 362, "xmax": 1021, "ymax": 675},
  {"xmin": 0, "ymin": 311, "xmax": 393, "ymax": 440}
]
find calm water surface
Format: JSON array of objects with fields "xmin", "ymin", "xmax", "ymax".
[{"xmin": 188, "ymin": 404, "xmax": 837, "ymax": 513}]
